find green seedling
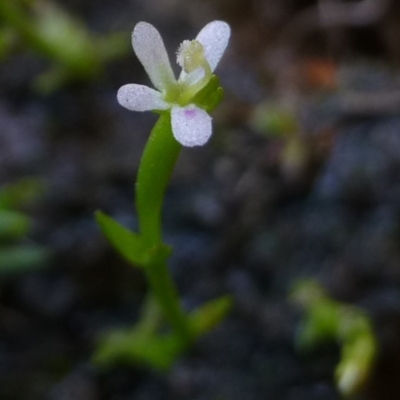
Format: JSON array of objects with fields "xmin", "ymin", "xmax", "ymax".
[
  {"xmin": 0, "ymin": 0, "xmax": 130, "ymax": 92},
  {"xmin": 94, "ymin": 21, "xmax": 233, "ymax": 370},
  {"xmin": 291, "ymin": 279, "xmax": 378, "ymax": 397},
  {"xmin": 251, "ymin": 102, "xmax": 312, "ymax": 177},
  {"xmin": 0, "ymin": 26, "xmax": 17, "ymax": 60},
  {"xmin": 0, "ymin": 178, "xmax": 49, "ymax": 274},
  {"xmin": 251, "ymin": 103, "xmax": 299, "ymax": 138}
]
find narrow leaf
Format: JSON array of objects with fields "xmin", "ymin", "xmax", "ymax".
[
  {"xmin": 189, "ymin": 295, "xmax": 233, "ymax": 338},
  {"xmin": 93, "ymin": 328, "xmax": 184, "ymax": 371},
  {"xmin": 96, "ymin": 211, "xmax": 172, "ymax": 268},
  {"xmin": 95, "ymin": 210, "xmax": 148, "ymax": 267},
  {"xmin": 0, "ymin": 245, "xmax": 49, "ymax": 275},
  {"xmin": 0, "ymin": 210, "xmax": 31, "ymax": 240}
]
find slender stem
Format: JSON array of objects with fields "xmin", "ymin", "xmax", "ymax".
[
  {"xmin": 146, "ymin": 261, "xmax": 191, "ymax": 342},
  {"xmin": 136, "ymin": 113, "xmax": 180, "ymax": 246},
  {"xmin": 135, "ymin": 113, "xmax": 191, "ymax": 342},
  {"xmin": 135, "ymin": 294, "xmax": 162, "ymax": 335}
]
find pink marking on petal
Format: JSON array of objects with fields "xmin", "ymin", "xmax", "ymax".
[{"xmin": 184, "ymin": 108, "xmax": 197, "ymax": 119}]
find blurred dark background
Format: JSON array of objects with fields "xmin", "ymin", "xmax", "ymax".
[{"xmin": 1, "ymin": 0, "xmax": 400, "ymax": 399}]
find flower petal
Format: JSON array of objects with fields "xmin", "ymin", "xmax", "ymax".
[
  {"xmin": 171, "ymin": 105, "xmax": 212, "ymax": 147},
  {"xmin": 117, "ymin": 84, "xmax": 169, "ymax": 111},
  {"xmin": 196, "ymin": 21, "xmax": 230, "ymax": 72},
  {"xmin": 132, "ymin": 22, "xmax": 176, "ymax": 92}
]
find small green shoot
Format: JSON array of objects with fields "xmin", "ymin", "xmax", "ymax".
[
  {"xmin": 291, "ymin": 279, "xmax": 378, "ymax": 397},
  {"xmin": 0, "ymin": 179, "xmax": 49, "ymax": 274},
  {"xmin": 0, "ymin": 0, "xmax": 130, "ymax": 92}
]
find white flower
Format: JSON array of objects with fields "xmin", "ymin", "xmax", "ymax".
[{"xmin": 117, "ymin": 21, "xmax": 230, "ymax": 147}]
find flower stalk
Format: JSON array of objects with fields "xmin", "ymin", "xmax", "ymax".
[
  {"xmin": 136, "ymin": 113, "xmax": 191, "ymax": 342},
  {"xmin": 136, "ymin": 113, "xmax": 180, "ymax": 247}
]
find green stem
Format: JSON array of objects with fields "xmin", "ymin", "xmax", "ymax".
[
  {"xmin": 136, "ymin": 113, "xmax": 191, "ymax": 343},
  {"xmin": 146, "ymin": 261, "xmax": 191, "ymax": 343},
  {"xmin": 136, "ymin": 113, "xmax": 180, "ymax": 247}
]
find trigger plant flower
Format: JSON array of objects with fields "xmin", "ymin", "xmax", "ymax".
[
  {"xmin": 95, "ymin": 20, "xmax": 233, "ymax": 369},
  {"xmin": 117, "ymin": 21, "xmax": 230, "ymax": 147}
]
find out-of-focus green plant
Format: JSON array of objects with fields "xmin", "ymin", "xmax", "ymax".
[
  {"xmin": 93, "ymin": 21, "xmax": 232, "ymax": 371},
  {"xmin": 0, "ymin": 0, "xmax": 130, "ymax": 93},
  {"xmin": 291, "ymin": 280, "xmax": 378, "ymax": 397},
  {"xmin": 0, "ymin": 27, "xmax": 17, "ymax": 60},
  {"xmin": 252, "ymin": 103, "xmax": 299, "ymax": 138},
  {"xmin": 0, "ymin": 178, "xmax": 49, "ymax": 274},
  {"xmin": 251, "ymin": 103, "xmax": 311, "ymax": 177}
]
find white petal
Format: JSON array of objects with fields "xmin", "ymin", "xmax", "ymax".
[
  {"xmin": 132, "ymin": 22, "xmax": 176, "ymax": 92},
  {"xmin": 117, "ymin": 84, "xmax": 169, "ymax": 111},
  {"xmin": 196, "ymin": 21, "xmax": 230, "ymax": 72},
  {"xmin": 171, "ymin": 105, "xmax": 212, "ymax": 147}
]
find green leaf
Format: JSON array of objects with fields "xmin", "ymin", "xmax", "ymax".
[
  {"xmin": 33, "ymin": 2, "xmax": 100, "ymax": 76},
  {"xmin": 0, "ymin": 178, "xmax": 45, "ymax": 210},
  {"xmin": 192, "ymin": 75, "xmax": 224, "ymax": 113},
  {"xmin": 93, "ymin": 328, "xmax": 184, "ymax": 371},
  {"xmin": 0, "ymin": 244, "xmax": 49, "ymax": 275},
  {"xmin": 0, "ymin": 27, "xmax": 16, "ymax": 61},
  {"xmin": 96, "ymin": 211, "xmax": 149, "ymax": 267},
  {"xmin": 93, "ymin": 293, "xmax": 187, "ymax": 371},
  {"xmin": 251, "ymin": 104, "xmax": 299, "ymax": 137},
  {"xmin": 189, "ymin": 295, "xmax": 233, "ymax": 338},
  {"xmin": 96, "ymin": 211, "xmax": 171, "ymax": 268},
  {"xmin": 0, "ymin": 210, "xmax": 31, "ymax": 240},
  {"xmin": 93, "ymin": 296, "xmax": 234, "ymax": 371}
]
